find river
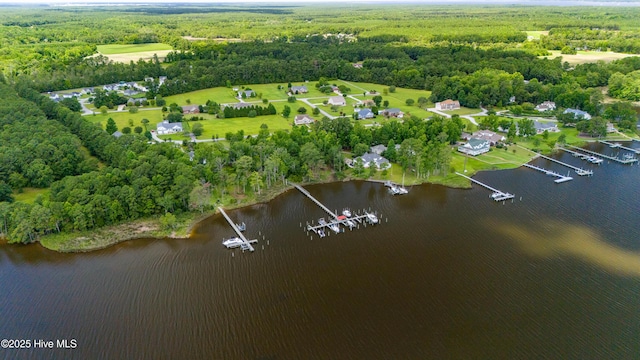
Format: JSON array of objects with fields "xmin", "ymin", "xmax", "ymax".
[{"xmin": 1, "ymin": 142, "xmax": 639, "ymax": 359}]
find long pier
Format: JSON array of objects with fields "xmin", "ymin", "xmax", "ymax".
[
  {"xmin": 566, "ymin": 144, "xmax": 638, "ymax": 165},
  {"xmin": 536, "ymin": 153, "xmax": 593, "ymax": 176},
  {"xmin": 293, "ymin": 184, "xmax": 338, "ymax": 219},
  {"xmin": 558, "ymin": 147, "xmax": 603, "ymax": 164},
  {"xmin": 599, "ymin": 140, "xmax": 640, "ymax": 154},
  {"xmin": 218, "ymin": 207, "xmax": 255, "ymax": 252},
  {"xmin": 523, "ymin": 163, "xmax": 573, "ymax": 183},
  {"xmin": 455, "ymin": 172, "xmax": 514, "ymax": 201}
]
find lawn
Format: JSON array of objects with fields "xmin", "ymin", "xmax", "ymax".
[
  {"xmin": 13, "ymin": 188, "xmax": 50, "ymax": 204},
  {"xmin": 447, "ymin": 107, "xmax": 483, "ymax": 116},
  {"xmin": 85, "ymin": 109, "xmax": 165, "ymax": 132},
  {"xmin": 541, "ymin": 50, "xmax": 637, "ymax": 65},
  {"xmin": 165, "ymin": 87, "xmax": 240, "ymax": 106},
  {"xmin": 157, "ymin": 114, "xmax": 294, "ymax": 140},
  {"xmin": 525, "ymin": 31, "xmax": 549, "ymax": 40},
  {"xmin": 97, "ymin": 43, "xmax": 173, "ymax": 55}
]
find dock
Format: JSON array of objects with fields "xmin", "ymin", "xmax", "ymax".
[
  {"xmin": 536, "ymin": 152, "xmax": 593, "ymax": 176},
  {"xmin": 292, "ymin": 183, "xmax": 382, "ymax": 238},
  {"xmin": 218, "ymin": 207, "xmax": 256, "ymax": 252},
  {"xmin": 566, "ymin": 145, "xmax": 638, "ymax": 165},
  {"xmin": 558, "ymin": 147, "xmax": 603, "ymax": 164},
  {"xmin": 455, "ymin": 172, "xmax": 514, "ymax": 201},
  {"xmin": 599, "ymin": 140, "xmax": 640, "ymax": 154},
  {"xmin": 293, "ymin": 184, "xmax": 338, "ymax": 219},
  {"xmin": 523, "ymin": 163, "xmax": 573, "ymax": 183},
  {"xmin": 384, "ymin": 180, "xmax": 408, "ymax": 195}
]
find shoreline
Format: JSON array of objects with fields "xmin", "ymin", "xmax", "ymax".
[{"xmin": 24, "ymin": 135, "xmax": 623, "ymax": 253}]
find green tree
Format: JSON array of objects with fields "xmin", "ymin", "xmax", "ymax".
[
  {"xmin": 106, "ymin": 118, "xmax": 118, "ymax": 134},
  {"xmin": 298, "ymin": 107, "xmax": 307, "ymax": 114},
  {"xmin": 282, "ymin": 105, "xmax": 291, "ymax": 118},
  {"xmin": 122, "ymin": 127, "xmax": 132, "ymax": 134},
  {"xmin": 312, "ymin": 107, "xmax": 320, "ymax": 116},
  {"xmin": 160, "ymin": 212, "xmax": 177, "ymax": 230},
  {"xmin": 192, "ymin": 123, "xmax": 204, "ymax": 136},
  {"xmin": 405, "ymin": 98, "xmax": 415, "ymax": 106}
]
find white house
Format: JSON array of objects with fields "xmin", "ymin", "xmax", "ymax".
[
  {"xmin": 156, "ymin": 120, "xmax": 183, "ymax": 135},
  {"xmin": 294, "ymin": 114, "xmax": 315, "ymax": 125},
  {"xmin": 564, "ymin": 108, "xmax": 592, "ymax": 120},
  {"xmin": 356, "ymin": 153, "xmax": 391, "ymax": 170},
  {"xmin": 535, "ymin": 101, "xmax": 556, "ymax": 112},
  {"xmin": 533, "ymin": 121, "xmax": 559, "ymax": 134},
  {"xmin": 328, "ymin": 96, "xmax": 346, "ymax": 106},
  {"xmin": 370, "ymin": 144, "xmax": 387, "ymax": 155},
  {"xmin": 435, "ymin": 99, "xmax": 461, "ymax": 111},
  {"xmin": 357, "ymin": 108, "xmax": 374, "ymax": 119},
  {"xmin": 290, "ymin": 85, "xmax": 308, "ymax": 94},
  {"xmin": 381, "ymin": 108, "xmax": 403, "ymax": 118},
  {"xmin": 458, "ymin": 139, "xmax": 490, "ymax": 156}
]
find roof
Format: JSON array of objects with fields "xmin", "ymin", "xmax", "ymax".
[
  {"xmin": 385, "ymin": 108, "xmax": 402, "ymax": 114},
  {"xmin": 534, "ymin": 121, "xmax": 558, "ymax": 130},
  {"xmin": 360, "ymin": 152, "xmax": 390, "ymax": 166},
  {"xmin": 112, "ymin": 131, "xmax": 123, "ymax": 138},
  {"xmin": 472, "ymin": 130, "xmax": 504, "ymax": 143},
  {"xmin": 370, "ymin": 144, "xmax": 387, "ymax": 154},
  {"xmin": 439, "ymin": 99, "xmax": 459, "ymax": 105},
  {"xmin": 564, "ymin": 108, "xmax": 591, "ymax": 118},
  {"xmin": 329, "ymin": 96, "xmax": 345, "ymax": 103},
  {"xmin": 291, "ymin": 85, "xmax": 307, "ymax": 92},
  {"xmin": 294, "ymin": 114, "xmax": 315, "ymax": 124},
  {"xmin": 465, "ymin": 138, "xmax": 490, "ymax": 150},
  {"xmin": 358, "ymin": 108, "xmax": 374, "ymax": 117}
]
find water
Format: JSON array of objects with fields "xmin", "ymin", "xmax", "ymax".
[{"xmin": 1, "ymin": 143, "xmax": 640, "ymax": 359}]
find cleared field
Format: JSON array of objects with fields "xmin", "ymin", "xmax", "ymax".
[
  {"xmin": 447, "ymin": 107, "xmax": 482, "ymax": 116},
  {"xmin": 526, "ymin": 31, "xmax": 549, "ymax": 40},
  {"xmin": 165, "ymin": 88, "xmax": 241, "ymax": 105},
  {"xmin": 542, "ymin": 50, "xmax": 638, "ymax": 65},
  {"xmin": 13, "ymin": 188, "xmax": 50, "ymax": 204},
  {"xmin": 97, "ymin": 43, "xmax": 173, "ymax": 55},
  {"xmin": 157, "ymin": 115, "xmax": 294, "ymax": 141},
  {"xmin": 85, "ymin": 110, "xmax": 165, "ymax": 132}
]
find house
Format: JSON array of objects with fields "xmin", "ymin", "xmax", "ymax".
[
  {"xmin": 144, "ymin": 77, "xmax": 154, "ymax": 83},
  {"xmin": 357, "ymin": 108, "xmax": 374, "ymax": 119},
  {"xmin": 182, "ymin": 105, "xmax": 200, "ymax": 114},
  {"xmin": 533, "ymin": 121, "xmax": 559, "ymax": 134},
  {"xmin": 294, "ymin": 114, "xmax": 315, "ymax": 125},
  {"xmin": 352, "ymin": 63, "xmax": 363, "ymax": 69},
  {"xmin": 290, "ymin": 85, "xmax": 308, "ymax": 94},
  {"xmin": 232, "ymin": 102, "xmax": 254, "ymax": 109},
  {"xmin": 112, "ymin": 131, "xmax": 123, "ymax": 138},
  {"xmin": 48, "ymin": 93, "xmax": 60, "ymax": 101},
  {"xmin": 127, "ymin": 97, "xmax": 147, "ymax": 105},
  {"xmin": 133, "ymin": 82, "xmax": 148, "ymax": 92},
  {"xmin": 238, "ymin": 90, "xmax": 255, "ymax": 98},
  {"xmin": 535, "ymin": 101, "xmax": 556, "ymax": 112},
  {"xmin": 103, "ymin": 84, "xmax": 117, "ymax": 92},
  {"xmin": 356, "ymin": 153, "xmax": 391, "ymax": 170},
  {"xmin": 563, "ymin": 108, "xmax": 592, "ymax": 120},
  {"xmin": 606, "ymin": 122, "xmax": 616, "ymax": 133},
  {"xmin": 381, "ymin": 108, "xmax": 403, "ymax": 118},
  {"xmin": 509, "ymin": 96, "xmax": 516, "ymax": 104},
  {"xmin": 328, "ymin": 96, "xmax": 346, "ymax": 106},
  {"xmin": 82, "ymin": 88, "xmax": 94, "ymax": 95},
  {"xmin": 370, "ymin": 144, "xmax": 387, "ymax": 155},
  {"xmin": 435, "ymin": 99, "xmax": 461, "ymax": 111},
  {"xmin": 123, "ymin": 89, "xmax": 139, "ymax": 96},
  {"xmin": 469, "ymin": 130, "xmax": 505, "ymax": 145},
  {"xmin": 159, "ymin": 76, "xmax": 167, "ymax": 85},
  {"xmin": 458, "ymin": 138, "xmax": 490, "ymax": 156},
  {"xmin": 156, "ymin": 120, "xmax": 183, "ymax": 135},
  {"xmin": 361, "ymin": 99, "xmax": 375, "ymax": 107}
]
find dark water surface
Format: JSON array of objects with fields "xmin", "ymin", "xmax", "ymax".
[{"xmin": 2, "ymin": 143, "xmax": 640, "ymax": 359}]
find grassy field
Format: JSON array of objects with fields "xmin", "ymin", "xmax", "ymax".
[
  {"xmin": 541, "ymin": 50, "xmax": 638, "ymax": 65},
  {"xmin": 86, "ymin": 110, "xmax": 165, "ymax": 132},
  {"xmin": 13, "ymin": 188, "xmax": 50, "ymax": 204},
  {"xmin": 526, "ymin": 31, "xmax": 549, "ymax": 40},
  {"xmin": 97, "ymin": 43, "xmax": 173, "ymax": 55}
]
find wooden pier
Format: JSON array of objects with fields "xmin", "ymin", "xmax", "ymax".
[
  {"xmin": 536, "ymin": 152, "xmax": 593, "ymax": 176},
  {"xmin": 218, "ymin": 207, "xmax": 256, "ymax": 252},
  {"xmin": 293, "ymin": 184, "xmax": 338, "ymax": 219},
  {"xmin": 558, "ymin": 147, "xmax": 603, "ymax": 164},
  {"xmin": 599, "ymin": 140, "xmax": 640, "ymax": 154},
  {"xmin": 523, "ymin": 163, "xmax": 573, "ymax": 183},
  {"xmin": 566, "ymin": 145, "xmax": 638, "ymax": 165},
  {"xmin": 305, "ymin": 211, "xmax": 380, "ymax": 237},
  {"xmin": 455, "ymin": 172, "xmax": 514, "ymax": 201}
]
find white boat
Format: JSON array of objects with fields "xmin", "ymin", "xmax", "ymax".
[
  {"xmin": 366, "ymin": 212, "xmax": 379, "ymax": 224},
  {"xmin": 317, "ymin": 229, "xmax": 326, "ymax": 238},
  {"xmin": 222, "ymin": 237, "xmax": 244, "ymax": 249},
  {"xmin": 318, "ymin": 218, "xmax": 327, "ymax": 225},
  {"xmin": 342, "ymin": 208, "xmax": 352, "ymax": 217},
  {"xmin": 345, "ymin": 219, "xmax": 356, "ymax": 228},
  {"xmin": 328, "ymin": 223, "xmax": 340, "ymax": 233}
]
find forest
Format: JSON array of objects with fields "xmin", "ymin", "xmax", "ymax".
[{"xmin": 0, "ymin": 3, "xmax": 639, "ymax": 247}]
